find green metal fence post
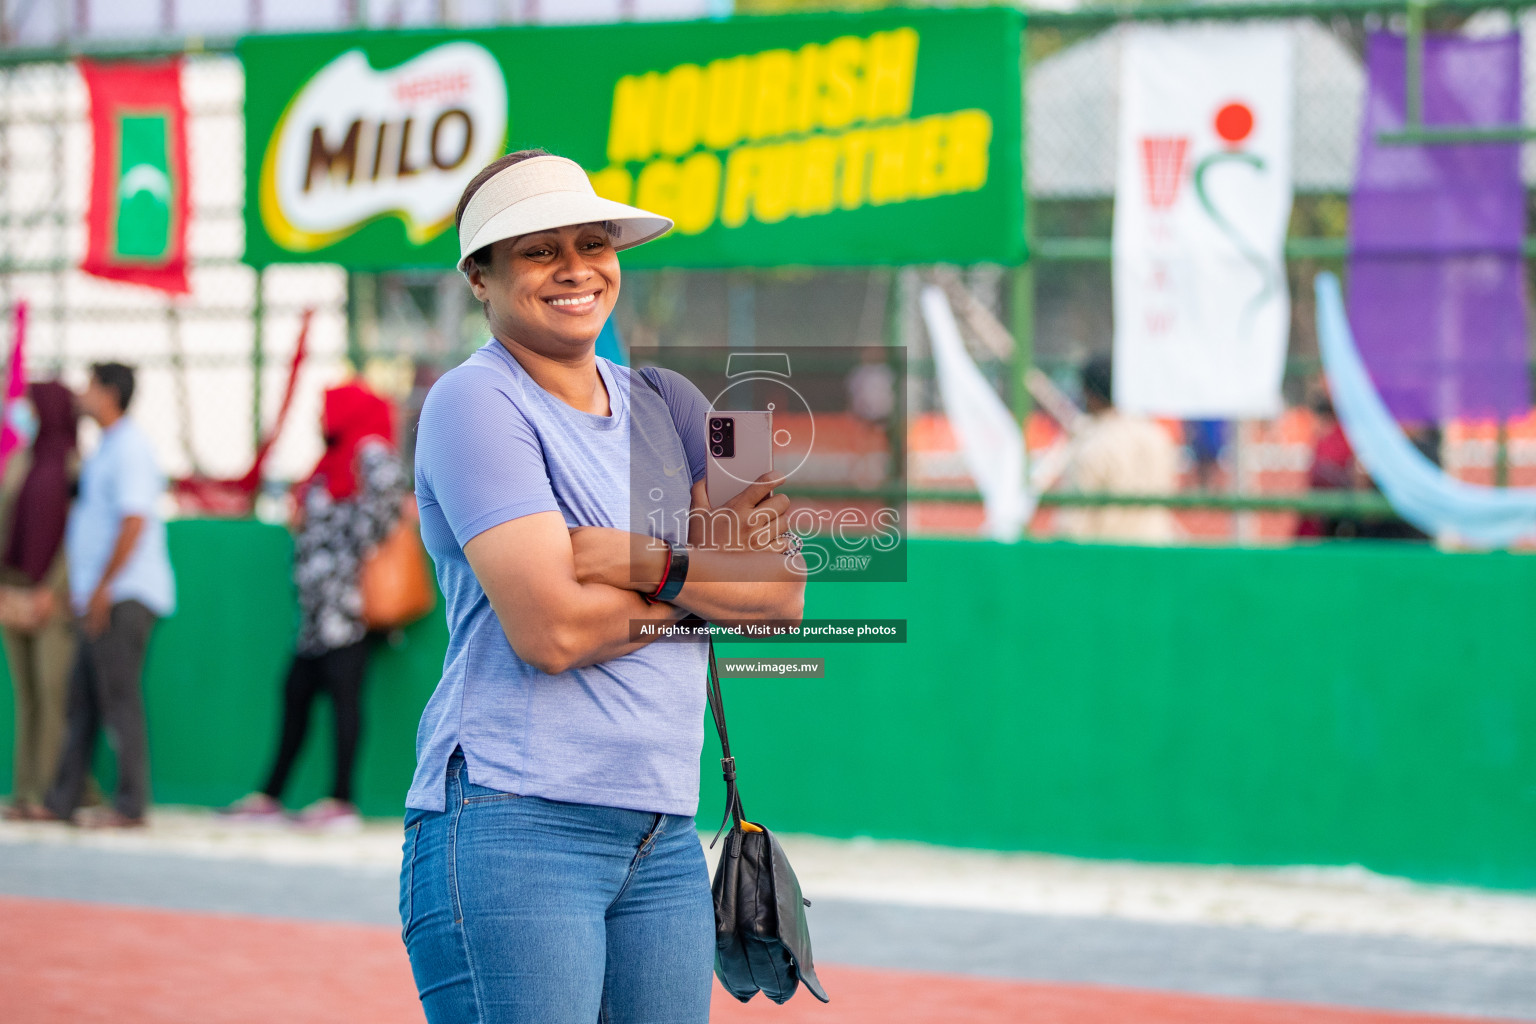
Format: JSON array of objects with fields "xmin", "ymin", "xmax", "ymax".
[
  {"xmin": 883, "ymin": 268, "xmax": 906, "ymax": 486},
  {"xmin": 1496, "ymin": 420, "xmax": 1509, "ymax": 487},
  {"xmin": 251, "ymin": 266, "xmax": 265, "ymax": 453},
  {"xmin": 1405, "ymin": 0, "xmax": 1427, "ymax": 129},
  {"xmin": 346, "ymin": 271, "xmax": 371, "ymax": 373},
  {"xmin": 1011, "ymin": 265, "xmax": 1034, "ymax": 425},
  {"xmin": 1014, "ymin": 19, "xmax": 1034, "ymax": 433}
]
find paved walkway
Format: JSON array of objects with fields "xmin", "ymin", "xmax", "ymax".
[{"xmin": 2, "ymin": 811, "xmax": 1533, "ymax": 1022}]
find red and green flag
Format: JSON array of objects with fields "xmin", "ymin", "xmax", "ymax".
[{"xmin": 79, "ymin": 58, "xmax": 191, "ymax": 294}]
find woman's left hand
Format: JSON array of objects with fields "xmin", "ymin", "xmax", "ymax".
[{"xmin": 568, "ymin": 527, "xmax": 667, "ymax": 593}]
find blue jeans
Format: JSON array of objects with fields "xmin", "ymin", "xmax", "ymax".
[{"xmin": 399, "ymin": 751, "xmax": 714, "ymax": 1023}]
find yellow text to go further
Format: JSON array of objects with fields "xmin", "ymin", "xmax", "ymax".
[{"xmin": 589, "ymin": 108, "xmax": 992, "ymax": 237}]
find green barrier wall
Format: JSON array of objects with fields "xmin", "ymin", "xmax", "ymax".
[
  {"xmin": 2, "ymin": 521, "xmax": 1532, "ymax": 891},
  {"xmin": 0, "ymin": 520, "xmax": 446, "ymax": 817}
]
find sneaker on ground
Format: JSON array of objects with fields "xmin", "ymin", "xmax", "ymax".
[
  {"xmin": 294, "ymin": 798, "xmax": 362, "ymax": 832},
  {"xmin": 217, "ymin": 793, "xmax": 285, "ymax": 823}
]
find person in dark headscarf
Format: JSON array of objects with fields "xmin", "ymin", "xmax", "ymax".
[
  {"xmin": 1, "ymin": 381, "xmax": 78, "ymax": 819},
  {"xmin": 221, "ymin": 382, "xmax": 404, "ymax": 830}
]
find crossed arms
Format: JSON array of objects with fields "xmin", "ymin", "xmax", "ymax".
[{"xmin": 464, "ymin": 474, "xmax": 804, "ymax": 674}]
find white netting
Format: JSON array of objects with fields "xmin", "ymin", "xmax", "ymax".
[{"xmin": 0, "ymin": 55, "xmax": 348, "ymax": 484}]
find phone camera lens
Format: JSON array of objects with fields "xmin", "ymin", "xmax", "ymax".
[
  {"xmin": 711, "ymin": 444, "xmax": 725, "ymax": 457},
  {"xmin": 711, "ymin": 431, "xmax": 723, "ymax": 443},
  {"xmin": 710, "ymin": 418, "xmax": 723, "ymax": 430}
]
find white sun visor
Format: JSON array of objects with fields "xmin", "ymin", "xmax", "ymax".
[{"xmin": 456, "ymin": 155, "xmax": 672, "ymax": 272}]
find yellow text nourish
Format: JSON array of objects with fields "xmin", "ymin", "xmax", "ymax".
[{"xmin": 587, "ymin": 28, "xmax": 994, "ymax": 236}]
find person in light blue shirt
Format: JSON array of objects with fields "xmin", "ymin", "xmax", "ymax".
[
  {"xmin": 401, "ymin": 150, "xmax": 805, "ymax": 1024},
  {"xmin": 43, "ymin": 362, "xmax": 173, "ymax": 828}
]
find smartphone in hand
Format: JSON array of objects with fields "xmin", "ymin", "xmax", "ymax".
[{"xmin": 705, "ymin": 410, "xmax": 773, "ymax": 506}]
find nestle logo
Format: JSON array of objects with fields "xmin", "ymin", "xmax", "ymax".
[{"xmin": 393, "ymin": 71, "xmax": 472, "ymax": 105}]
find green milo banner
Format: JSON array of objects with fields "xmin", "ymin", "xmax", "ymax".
[{"xmin": 239, "ymin": 9, "xmax": 1023, "ymax": 270}]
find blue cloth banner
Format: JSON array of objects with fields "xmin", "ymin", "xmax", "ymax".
[{"xmin": 1315, "ymin": 272, "xmax": 1536, "ymax": 547}]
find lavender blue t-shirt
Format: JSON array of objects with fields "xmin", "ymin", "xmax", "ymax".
[{"xmin": 407, "ymin": 341, "xmax": 712, "ymax": 815}]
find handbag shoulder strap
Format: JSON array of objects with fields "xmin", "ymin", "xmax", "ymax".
[
  {"xmin": 635, "ymin": 366, "xmax": 742, "ymax": 844},
  {"xmin": 635, "ymin": 363, "xmax": 665, "ymax": 397},
  {"xmin": 706, "ymin": 637, "xmax": 744, "ymax": 845},
  {"xmin": 632, "ymin": 364, "xmax": 689, "ymax": 450}
]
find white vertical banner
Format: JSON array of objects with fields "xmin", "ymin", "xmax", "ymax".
[
  {"xmin": 1113, "ymin": 24, "xmax": 1294, "ymax": 418},
  {"xmin": 920, "ymin": 286, "xmax": 1030, "ymax": 542}
]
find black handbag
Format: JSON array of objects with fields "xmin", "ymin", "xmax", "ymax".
[
  {"xmin": 705, "ymin": 638, "xmax": 829, "ymax": 1005},
  {"xmin": 631, "ymin": 367, "xmax": 826, "ymax": 1003}
]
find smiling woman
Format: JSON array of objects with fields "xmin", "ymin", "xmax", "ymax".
[{"xmin": 399, "ymin": 151, "xmax": 806, "ymax": 1024}]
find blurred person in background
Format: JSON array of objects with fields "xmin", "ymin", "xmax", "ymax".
[
  {"xmin": 1297, "ymin": 393, "xmax": 1363, "ymax": 538},
  {"xmin": 846, "ymin": 347, "xmax": 897, "ymax": 424},
  {"xmin": 1184, "ymin": 419, "xmax": 1226, "ymax": 489},
  {"xmin": 221, "ymin": 382, "xmax": 403, "ymax": 830},
  {"xmin": 42, "ymin": 363, "xmax": 175, "ymax": 828},
  {"xmin": 1, "ymin": 382, "xmax": 78, "ymax": 820},
  {"xmin": 1057, "ymin": 354, "xmax": 1179, "ymax": 543},
  {"xmin": 1296, "ymin": 392, "xmax": 1428, "ymax": 540}
]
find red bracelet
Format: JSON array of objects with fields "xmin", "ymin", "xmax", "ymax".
[{"xmin": 644, "ymin": 544, "xmax": 673, "ymax": 604}]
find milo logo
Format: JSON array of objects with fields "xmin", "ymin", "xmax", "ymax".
[{"xmin": 258, "ymin": 42, "xmax": 507, "ymax": 251}]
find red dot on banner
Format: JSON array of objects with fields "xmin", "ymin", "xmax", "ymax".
[{"xmin": 1214, "ymin": 102, "xmax": 1254, "ymax": 144}]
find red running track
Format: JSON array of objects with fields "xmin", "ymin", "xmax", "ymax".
[{"xmin": 0, "ymin": 897, "xmax": 1514, "ymax": 1024}]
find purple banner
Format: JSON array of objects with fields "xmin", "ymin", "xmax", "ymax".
[{"xmin": 1347, "ymin": 32, "xmax": 1529, "ymax": 422}]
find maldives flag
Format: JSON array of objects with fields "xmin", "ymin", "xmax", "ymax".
[{"xmin": 79, "ymin": 59, "xmax": 191, "ymax": 294}]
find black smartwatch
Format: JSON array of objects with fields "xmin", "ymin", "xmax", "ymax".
[{"xmin": 654, "ymin": 542, "xmax": 689, "ymax": 602}]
